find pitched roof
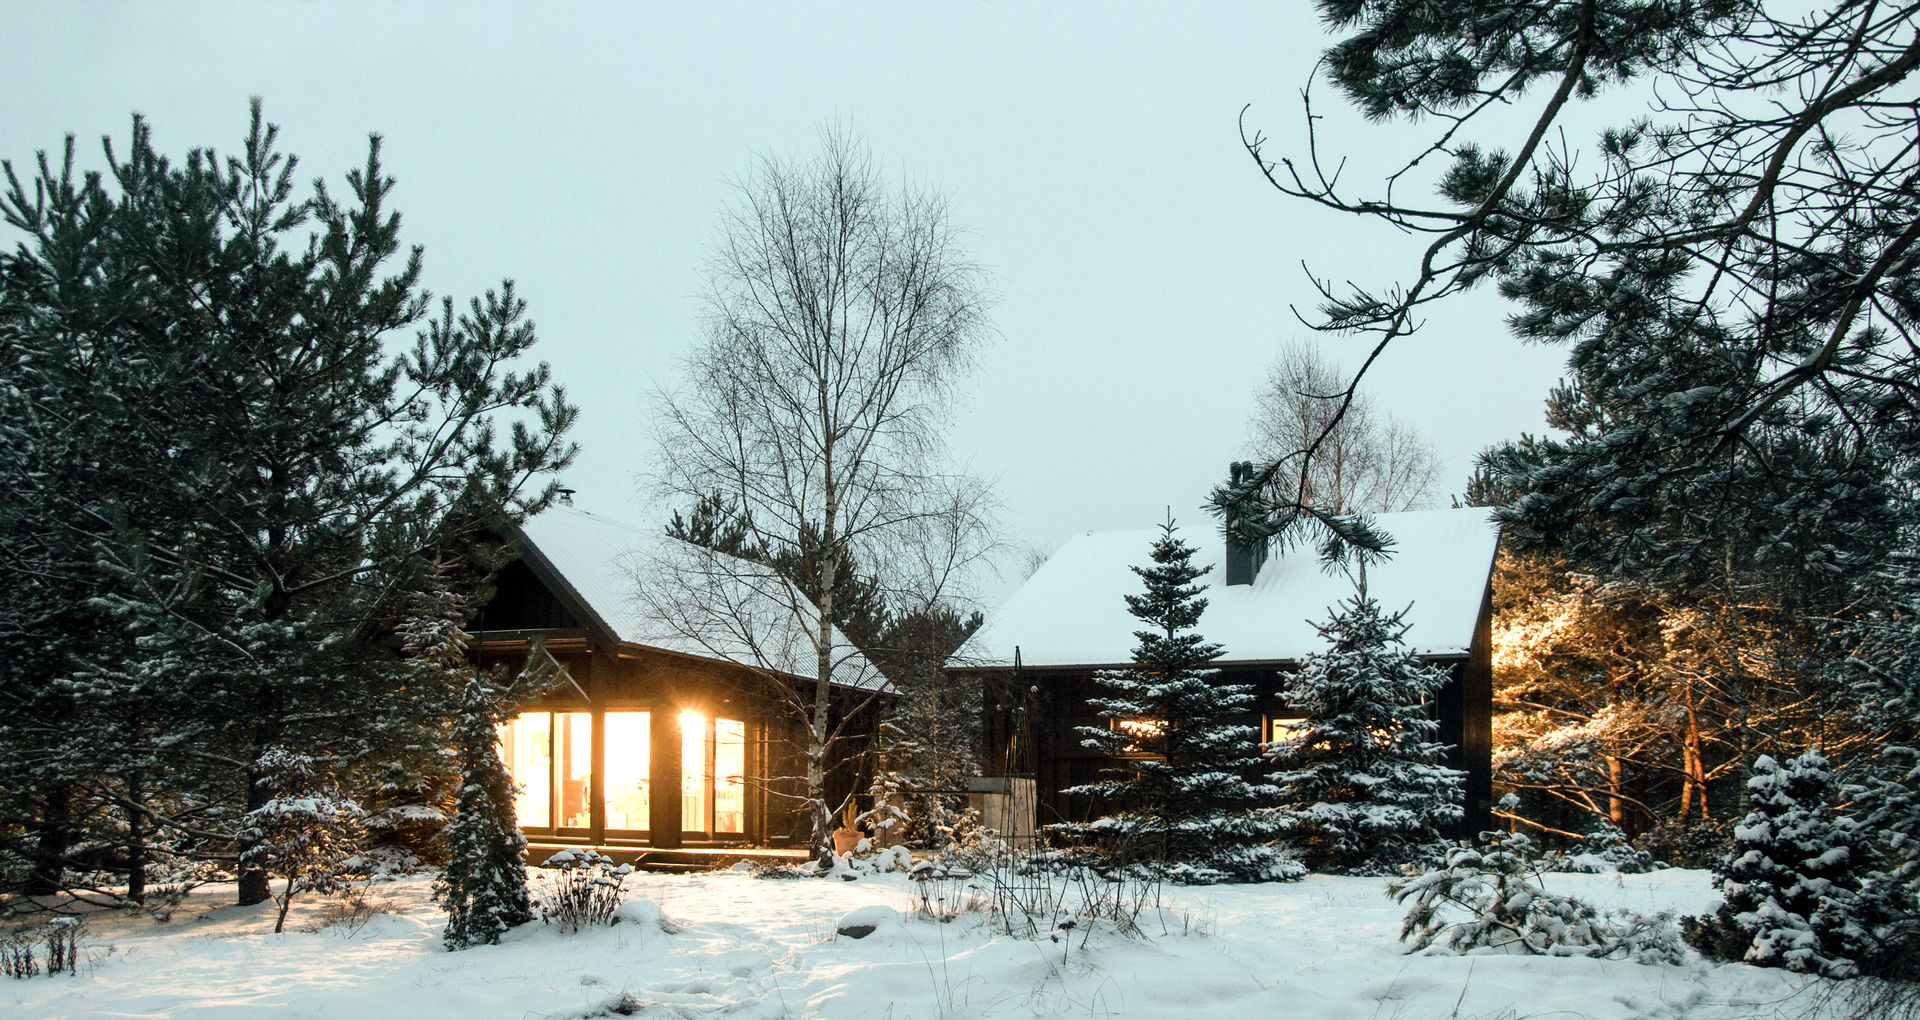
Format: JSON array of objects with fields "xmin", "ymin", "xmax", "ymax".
[
  {"xmin": 963, "ymin": 507, "xmax": 1499, "ymax": 669},
  {"xmin": 509, "ymin": 506, "xmax": 886, "ymax": 690}
]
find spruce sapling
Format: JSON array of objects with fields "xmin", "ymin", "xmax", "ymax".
[
  {"xmin": 1269, "ymin": 593, "xmax": 1464, "ymax": 874},
  {"xmin": 1056, "ymin": 517, "xmax": 1296, "ymax": 883},
  {"xmin": 437, "ymin": 677, "xmax": 535, "ymax": 949},
  {"xmin": 1684, "ymin": 749, "xmax": 1880, "ymax": 977}
]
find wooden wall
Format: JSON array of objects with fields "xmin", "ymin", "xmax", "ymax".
[{"xmin": 976, "ymin": 650, "xmax": 1490, "ymax": 837}]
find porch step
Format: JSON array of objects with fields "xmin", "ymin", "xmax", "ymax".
[{"xmin": 525, "ymin": 842, "xmax": 812, "ymax": 875}]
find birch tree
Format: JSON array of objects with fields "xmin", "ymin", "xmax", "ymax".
[
  {"xmin": 1247, "ymin": 340, "xmax": 1441, "ymax": 514},
  {"xmin": 651, "ymin": 132, "xmax": 994, "ymax": 859}
]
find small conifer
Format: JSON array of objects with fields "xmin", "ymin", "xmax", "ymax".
[
  {"xmin": 1058, "ymin": 518, "xmax": 1296, "ymax": 883},
  {"xmin": 437, "ymin": 678, "xmax": 534, "ymax": 950},
  {"xmin": 1269, "ymin": 593, "xmax": 1464, "ymax": 873},
  {"xmin": 1685, "ymin": 750, "xmax": 1879, "ymax": 977}
]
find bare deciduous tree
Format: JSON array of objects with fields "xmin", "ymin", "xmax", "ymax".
[
  {"xmin": 648, "ymin": 131, "xmax": 995, "ymax": 859},
  {"xmin": 1246, "ymin": 341, "xmax": 1441, "ymax": 514}
]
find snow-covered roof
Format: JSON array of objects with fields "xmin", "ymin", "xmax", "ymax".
[
  {"xmin": 511, "ymin": 506, "xmax": 886, "ymax": 690},
  {"xmin": 962, "ymin": 507, "xmax": 1499, "ymax": 669}
]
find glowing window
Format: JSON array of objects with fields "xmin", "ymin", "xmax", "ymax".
[
  {"xmin": 554, "ymin": 712, "xmax": 593, "ymax": 829},
  {"xmin": 500, "ymin": 712, "xmax": 551, "ymax": 828},
  {"xmin": 603, "ymin": 711, "xmax": 650, "ymax": 831},
  {"xmin": 678, "ymin": 712, "xmax": 748, "ymax": 837},
  {"xmin": 1115, "ymin": 717, "xmax": 1165, "ymax": 753},
  {"xmin": 714, "ymin": 718, "xmax": 746, "ymax": 834},
  {"xmin": 1264, "ymin": 714, "xmax": 1309, "ymax": 744},
  {"xmin": 681, "ymin": 712, "xmax": 708, "ymax": 833}
]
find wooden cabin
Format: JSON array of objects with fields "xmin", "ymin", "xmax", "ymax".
[
  {"xmin": 952, "ymin": 508, "xmax": 1499, "ymax": 838},
  {"xmin": 469, "ymin": 505, "xmax": 885, "ymax": 854}
]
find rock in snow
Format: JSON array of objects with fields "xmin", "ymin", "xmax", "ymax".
[{"xmin": 835, "ymin": 904, "xmax": 900, "ymax": 939}]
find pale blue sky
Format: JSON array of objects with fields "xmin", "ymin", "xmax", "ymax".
[{"xmin": 8, "ymin": 2, "xmax": 1569, "ymax": 602}]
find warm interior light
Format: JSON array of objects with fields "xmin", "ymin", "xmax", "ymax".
[
  {"xmin": 1266, "ymin": 715, "xmax": 1309, "ymax": 743},
  {"xmin": 682, "ymin": 711, "xmax": 708, "ymax": 832},
  {"xmin": 604, "ymin": 711, "xmax": 650, "ymax": 830},
  {"xmin": 500, "ymin": 712, "xmax": 551, "ymax": 828},
  {"xmin": 1115, "ymin": 718, "xmax": 1166, "ymax": 754}
]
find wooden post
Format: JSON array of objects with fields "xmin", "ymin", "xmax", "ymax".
[{"xmin": 649, "ymin": 707, "xmax": 682, "ymax": 847}]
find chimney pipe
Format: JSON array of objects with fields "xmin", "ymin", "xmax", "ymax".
[{"xmin": 1224, "ymin": 462, "xmax": 1267, "ymax": 586}]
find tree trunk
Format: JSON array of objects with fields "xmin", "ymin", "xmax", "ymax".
[
  {"xmin": 1605, "ymin": 755, "xmax": 1627, "ymax": 827},
  {"xmin": 807, "ymin": 731, "xmax": 832, "ymax": 860},
  {"xmin": 125, "ymin": 772, "xmax": 147, "ymax": 905},
  {"xmin": 274, "ymin": 876, "xmax": 295, "ymax": 934},
  {"xmin": 1680, "ymin": 686, "xmax": 1709, "ymax": 823},
  {"xmin": 237, "ymin": 760, "xmax": 272, "ymax": 905},
  {"xmin": 25, "ymin": 783, "xmax": 73, "ymax": 896}
]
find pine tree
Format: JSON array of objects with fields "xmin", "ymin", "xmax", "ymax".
[
  {"xmin": 1684, "ymin": 750, "xmax": 1880, "ymax": 977},
  {"xmin": 437, "ymin": 677, "xmax": 533, "ymax": 950},
  {"xmin": 1840, "ymin": 551, "xmax": 1920, "ymax": 898},
  {"xmin": 0, "ymin": 103, "xmax": 576, "ymax": 904},
  {"xmin": 1220, "ymin": 1, "xmax": 1917, "ymax": 592},
  {"xmin": 239, "ymin": 749, "xmax": 365, "ymax": 934},
  {"xmin": 1059, "ymin": 519, "xmax": 1295, "ymax": 883},
  {"xmin": 358, "ymin": 554, "xmax": 487, "ymax": 867},
  {"xmin": 1270, "ymin": 593, "xmax": 1464, "ymax": 874}
]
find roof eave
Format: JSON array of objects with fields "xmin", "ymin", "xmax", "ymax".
[{"xmin": 951, "ymin": 648, "xmax": 1473, "ymax": 673}]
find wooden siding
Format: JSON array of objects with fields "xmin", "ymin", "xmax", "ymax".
[{"xmin": 970, "ymin": 633, "xmax": 1493, "ymax": 838}]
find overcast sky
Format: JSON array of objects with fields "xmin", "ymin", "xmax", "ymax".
[{"xmin": 9, "ymin": 2, "xmax": 1570, "ymax": 604}]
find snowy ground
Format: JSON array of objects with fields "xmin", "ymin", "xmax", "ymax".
[{"xmin": 2, "ymin": 864, "xmax": 1857, "ymax": 1019}]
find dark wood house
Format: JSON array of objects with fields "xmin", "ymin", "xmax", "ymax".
[
  {"xmin": 952, "ymin": 507, "xmax": 1499, "ymax": 838},
  {"xmin": 469, "ymin": 505, "xmax": 886, "ymax": 854}
]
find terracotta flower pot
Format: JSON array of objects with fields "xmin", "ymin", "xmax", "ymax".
[{"xmin": 832, "ymin": 828, "xmax": 863, "ymax": 856}]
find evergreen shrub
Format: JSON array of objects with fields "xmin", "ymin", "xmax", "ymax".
[{"xmin": 1392, "ymin": 831, "xmax": 1683, "ymax": 963}]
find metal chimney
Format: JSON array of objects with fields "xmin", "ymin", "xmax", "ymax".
[{"xmin": 1224, "ymin": 462, "xmax": 1267, "ymax": 586}]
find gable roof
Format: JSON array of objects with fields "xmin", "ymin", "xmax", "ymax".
[
  {"xmin": 962, "ymin": 507, "xmax": 1499, "ymax": 669},
  {"xmin": 507, "ymin": 505, "xmax": 886, "ymax": 690}
]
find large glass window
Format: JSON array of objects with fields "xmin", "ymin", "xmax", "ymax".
[
  {"xmin": 554, "ymin": 711, "xmax": 593, "ymax": 829},
  {"xmin": 603, "ymin": 711, "xmax": 650, "ymax": 831},
  {"xmin": 714, "ymin": 718, "xmax": 745, "ymax": 834},
  {"xmin": 501, "ymin": 711, "xmax": 551, "ymax": 828},
  {"xmin": 500, "ymin": 707, "xmax": 745, "ymax": 840},
  {"xmin": 681, "ymin": 712, "xmax": 708, "ymax": 833},
  {"xmin": 680, "ymin": 713, "xmax": 747, "ymax": 837},
  {"xmin": 501, "ymin": 710, "xmax": 591, "ymax": 830}
]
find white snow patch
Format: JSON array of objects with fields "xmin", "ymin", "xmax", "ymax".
[{"xmin": 0, "ymin": 867, "xmax": 1851, "ymax": 1020}]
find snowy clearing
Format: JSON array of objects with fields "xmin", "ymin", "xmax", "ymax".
[{"xmin": 2, "ymin": 867, "xmax": 1852, "ymax": 1019}]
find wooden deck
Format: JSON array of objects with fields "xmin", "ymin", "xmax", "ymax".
[{"xmin": 525, "ymin": 843, "xmax": 812, "ymax": 874}]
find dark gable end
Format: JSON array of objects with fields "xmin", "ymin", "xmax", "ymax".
[{"xmin": 470, "ymin": 521, "xmax": 618, "ymax": 650}]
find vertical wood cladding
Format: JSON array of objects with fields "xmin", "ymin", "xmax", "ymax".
[{"xmin": 973, "ymin": 641, "xmax": 1492, "ymax": 836}]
